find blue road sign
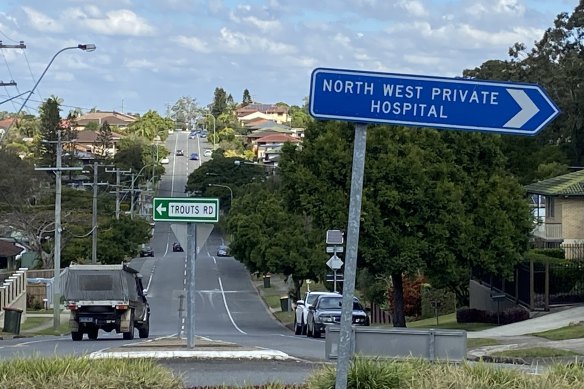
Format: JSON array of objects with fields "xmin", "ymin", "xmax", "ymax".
[{"xmin": 309, "ymin": 68, "xmax": 560, "ymax": 136}]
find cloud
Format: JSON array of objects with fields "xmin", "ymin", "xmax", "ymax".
[
  {"xmin": 66, "ymin": 8, "xmax": 155, "ymax": 36},
  {"xmin": 396, "ymin": 0, "xmax": 428, "ymax": 17},
  {"xmin": 174, "ymin": 35, "xmax": 210, "ymax": 53},
  {"xmin": 218, "ymin": 27, "xmax": 296, "ymax": 55},
  {"xmin": 22, "ymin": 6, "xmax": 63, "ymax": 32}
]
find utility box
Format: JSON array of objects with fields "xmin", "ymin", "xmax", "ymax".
[{"xmin": 263, "ymin": 275, "xmax": 271, "ymax": 288}]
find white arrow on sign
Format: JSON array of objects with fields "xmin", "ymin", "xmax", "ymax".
[
  {"xmin": 156, "ymin": 203, "xmax": 167, "ymax": 215},
  {"xmin": 504, "ymin": 89, "xmax": 540, "ymax": 128},
  {"xmin": 326, "ymin": 254, "xmax": 344, "ymax": 270}
]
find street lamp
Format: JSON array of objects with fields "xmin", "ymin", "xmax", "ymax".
[
  {"xmin": 1, "ymin": 44, "xmax": 96, "ymax": 142},
  {"xmin": 208, "ymin": 183, "xmax": 233, "ymax": 206}
]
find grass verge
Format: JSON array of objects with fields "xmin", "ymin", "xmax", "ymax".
[
  {"xmin": 533, "ymin": 324, "xmax": 584, "ymax": 340},
  {"xmin": 491, "ymin": 347, "xmax": 581, "ymax": 358},
  {"xmin": 467, "ymin": 338, "xmax": 500, "ymax": 349},
  {"xmin": 20, "ymin": 317, "xmax": 50, "ymax": 332}
]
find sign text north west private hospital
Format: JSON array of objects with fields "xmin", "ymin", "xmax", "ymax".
[
  {"xmin": 322, "ymin": 78, "xmax": 499, "ymax": 119},
  {"xmin": 309, "ymin": 68, "xmax": 560, "ymax": 135}
]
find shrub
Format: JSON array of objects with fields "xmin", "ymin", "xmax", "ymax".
[
  {"xmin": 456, "ymin": 306, "xmax": 529, "ymax": 325},
  {"xmin": 306, "ymin": 357, "xmax": 425, "ymax": 389},
  {"xmin": 388, "ymin": 274, "xmax": 426, "ymax": 318}
]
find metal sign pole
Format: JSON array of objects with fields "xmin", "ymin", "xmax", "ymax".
[
  {"xmin": 186, "ymin": 222, "xmax": 197, "ymax": 348},
  {"xmin": 335, "ymin": 123, "xmax": 367, "ymax": 389}
]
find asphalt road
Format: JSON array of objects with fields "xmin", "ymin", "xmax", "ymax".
[{"xmin": 0, "ymin": 131, "xmax": 326, "ymax": 387}]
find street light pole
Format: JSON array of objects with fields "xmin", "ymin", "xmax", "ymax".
[
  {"xmin": 208, "ymin": 183, "xmax": 233, "ymax": 206},
  {"xmin": 1, "ymin": 44, "xmax": 96, "ymax": 143}
]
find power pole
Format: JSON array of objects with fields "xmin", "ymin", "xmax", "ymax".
[
  {"xmin": 35, "ymin": 130, "xmax": 82, "ymax": 329},
  {"xmin": 106, "ymin": 167, "xmax": 131, "ymax": 220},
  {"xmin": 82, "ymin": 162, "xmax": 109, "ymax": 264}
]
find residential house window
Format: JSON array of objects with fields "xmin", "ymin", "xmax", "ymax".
[{"xmin": 546, "ymin": 197, "xmax": 554, "ymax": 218}]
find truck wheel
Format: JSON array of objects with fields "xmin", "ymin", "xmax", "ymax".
[
  {"xmin": 88, "ymin": 328, "xmax": 98, "ymax": 340},
  {"xmin": 138, "ymin": 318, "xmax": 149, "ymax": 339},
  {"xmin": 123, "ymin": 310, "xmax": 135, "ymax": 340},
  {"xmin": 71, "ymin": 331, "xmax": 83, "ymax": 341}
]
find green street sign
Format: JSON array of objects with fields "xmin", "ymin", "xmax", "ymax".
[{"xmin": 152, "ymin": 197, "xmax": 219, "ymax": 222}]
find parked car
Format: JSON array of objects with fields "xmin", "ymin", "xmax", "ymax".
[
  {"xmin": 294, "ymin": 291, "xmax": 337, "ymax": 335},
  {"xmin": 306, "ymin": 294, "xmax": 369, "ymax": 338},
  {"xmin": 139, "ymin": 246, "xmax": 154, "ymax": 257},
  {"xmin": 175, "ymin": 149, "xmax": 184, "ymax": 156},
  {"xmin": 216, "ymin": 245, "xmax": 228, "ymax": 257},
  {"xmin": 203, "ymin": 149, "xmax": 213, "ymax": 157},
  {"xmin": 172, "ymin": 242, "xmax": 183, "ymax": 252},
  {"xmin": 190, "ymin": 152, "xmax": 199, "ymax": 160}
]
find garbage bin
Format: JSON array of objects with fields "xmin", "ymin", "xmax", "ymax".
[
  {"xmin": 263, "ymin": 275, "xmax": 271, "ymax": 288},
  {"xmin": 280, "ymin": 296, "xmax": 289, "ymax": 312},
  {"xmin": 3, "ymin": 307, "xmax": 23, "ymax": 334}
]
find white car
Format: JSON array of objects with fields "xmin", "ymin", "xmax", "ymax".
[
  {"xmin": 294, "ymin": 291, "xmax": 338, "ymax": 335},
  {"xmin": 203, "ymin": 149, "xmax": 212, "ymax": 157},
  {"xmin": 160, "ymin": 157, "xmax": 170, "ymax": 164}
]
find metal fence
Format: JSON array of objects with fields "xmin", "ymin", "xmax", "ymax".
[{"xmin": 474, "ymin": 257, "xmax": 584, "ymax": 310}]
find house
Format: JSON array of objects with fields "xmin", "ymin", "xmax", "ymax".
[
  {"xmin": 524, "ymin": 169, "xmax": 584, "ymax": 253},
  {"xmin": 0, "ymin": 239, "xmax": 24, "ymax": 270},
  {"xmin": 253, "ymin": 133, "xmax": 301, "ymax": 161},
  {"xmin": 74, "ymin": 111, "xmax": 137, "ymax": 129},
  {"xmin": 72, "ymin": 129, "xmax": 124, "ymax": 158},
  {"xmin": 235, "ymin": 103, "xmax": 289, "ymax": 124}
]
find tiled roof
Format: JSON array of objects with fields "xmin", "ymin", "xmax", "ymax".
[
  {"xmin": 75, "ymin": 111, "xmax": 137, "ymax": 126},
  {"xmin": 0, "ymin": 239, "xmax": 24, "ymax": 257},
  {"xmin": 0, "ymin": 117, "xmax": 16, "ymax": 129},
  {"xmin": 524, "ymin": 170, "xmax": 584, "ymax": 196},
  {"xmin": 256, "ymin": 133, "xmax": 301, "ymax": 143}
]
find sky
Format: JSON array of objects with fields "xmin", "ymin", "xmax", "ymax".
[{"xmin": 0, "ymin": 0, "xmax": 579, "ymax": 116}]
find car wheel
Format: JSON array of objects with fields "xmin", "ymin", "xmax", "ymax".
[
  {"xmin": 301, "ymin": 318, "xmax": 307, "ymax": 335},
  {"xmin": 138, "ymin": 318, "xmax": 150, "ymax": 339},
  {"xmin": 312, "ymin": 320, "xmax": 321, "ymax": 338},
  {"xmin": 306, "ymin": 319, "xmax": 312, "ymax": 337},
  {"xmin": 294, "ymin": 316, "xmax": 302, "ymax": 335},
  {"xmin": 71, "ymin": 331, "xmax": 83, "ymax": 341}
]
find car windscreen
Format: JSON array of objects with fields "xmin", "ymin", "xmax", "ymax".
[{"xmin": 318, "ymin": 297, "xmax": 363, "ymax": 310}]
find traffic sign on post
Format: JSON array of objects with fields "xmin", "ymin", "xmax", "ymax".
[
  {"xmin": 310, "ymin": 68, "xmax": 560, "ymax": 136},
  {"xmin": 153, "ymin": 197, "xmax": 219, "ymax": 223}
]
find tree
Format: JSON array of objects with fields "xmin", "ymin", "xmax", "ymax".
[
  {"xmin": 96, "ymin": 121, "xmax": 113, "ymax": 158},
  {"xmin": 128, "ymin": 110, "xmax": 172, "ymax": 141},
  {"xmin": 169, "ymin": 96, "xmax": 199, "ymax": 130},
  {"xmin": 227, "ymin": 186, "xmax": 325, "ymax": 300},
  {"xmin": 276, "ymin": 122, "xmax": 532, "ymax": 327},
  {"xmin": 242, "ymin": 89, "xmax": 252, "ymax": 106},
  {"xmin": 211, "ymin": 87, "xmax": 228, "ymax": 118},
  {"xmin": 35, "ymin": 97, "xmax": 62, "ymax": 167}
]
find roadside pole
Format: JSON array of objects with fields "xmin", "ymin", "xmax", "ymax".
[
  {"xmin": 186, "ymin": 222, "xmax": 197, "ymax": 348},
  {"xmin": 153, "ymin": 198, "xmax": 219, "ymax": 349},
  {"xmin": 335, "ymin": 124, "xmax": 367, "ymax": 389}
]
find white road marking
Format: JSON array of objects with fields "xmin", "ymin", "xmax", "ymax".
[{"xmin": 218, "ymin": 277, "xmax": 247, "ymax": 335}]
